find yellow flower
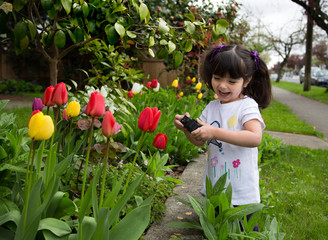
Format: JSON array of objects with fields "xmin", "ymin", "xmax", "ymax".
[
  {"xmin": 186, "ymin": 76, "xmax": 191, "ymax": 81},
  {"xmin": 192, "ymin": 77, "xmax": 196, "ymax": 82},
  {"xmin": 66, "ymin": 100, "xmax": 80, "ymax": 117},
  {"xmin": 171, "ymin": 79, "xmax": 179, "ymax": 88},
  {"xmin": 179, "ymin": 91, "xmax": 184, "ymax": 97},
  {"xmin": 197, "ymin": 93, "xmax": 203, "ymax": 99},
  {"xmin": 195, "ymin": 82, "xmax": 202, "ymax": 91},
  {"xmin": 28, "ymin": 112, "xmax": 54, "ymax": 140}
]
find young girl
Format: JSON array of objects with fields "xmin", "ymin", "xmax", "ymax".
[{"xmin": 174, "ymin": 44, "xmax": 271, "ymax": 208}]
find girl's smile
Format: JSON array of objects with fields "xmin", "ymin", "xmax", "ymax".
[{"xmin": 211, "ymin": 74, "xmax": 249, "ymax": 104}]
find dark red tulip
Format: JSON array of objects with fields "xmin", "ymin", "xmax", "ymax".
[
  {"xmin": 138, "ymin": 107, "xmax": 153, "ymax": 132},
  {"xmin": 128, "ymin": 90, "xmax": 134, "ymax": 98},
  {"xmin": 42, "ymin": 86, "xmax": 55, "ymax": 106},
  {"xmin": 51, "ymin": 82, "xmax": 68, "ymax": 106},
  {"xmin": 153, "ymin": 133, "xmax": 167, "ymax": 149},
  {"xmin": 150, "ymin": 79, "xmax": 158, "ymax": 88}
]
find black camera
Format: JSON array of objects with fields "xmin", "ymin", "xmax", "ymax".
[{"xmin": 180, "ymin": 115, "xmax": 202, "ymax": 132}]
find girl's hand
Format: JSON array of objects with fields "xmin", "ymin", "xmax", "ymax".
[
  {"xmin": 190, "ymin": 118, "xmax": 213, "ymax": 142},
  {"xmin": 174, "ymin": 113, "xmax": 190, "ymax": 131}
]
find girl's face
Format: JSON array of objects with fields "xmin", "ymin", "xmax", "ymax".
[{"xmin": 211, "ymin": 73, "xmax": 249, "ymax": 104}]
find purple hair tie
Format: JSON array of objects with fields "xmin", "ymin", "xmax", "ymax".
[
  {"xmin": 250, "ymin": 50, "xmax": 259, "ymax": 70},
  {"xmin": 210, "ymin": 44, "xmax": 227, "ymax": 62}
]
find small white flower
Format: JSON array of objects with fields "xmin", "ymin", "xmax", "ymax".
[
  {"xmin": 131, "ymin": 83, "xmax": 143, "ymax": 94},
  {"xmin": 144, "ymin": 160, "xmax": 148, "ymax": 166}
]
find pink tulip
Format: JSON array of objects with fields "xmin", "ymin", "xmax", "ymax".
[
  {"xmin": 85, "ymin": 91, "xmax": 105, "ymax": 117},
  {"xmin": 102, "ymin": 110, "xmax": 121, "ymax": 137},
  {"xmin": 51, "ymin": 82, "xmax": 68, "ymax": 106}
]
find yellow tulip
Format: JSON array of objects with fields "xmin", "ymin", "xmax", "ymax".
[
  {"xmin": 28, "ymin": 112, "xmax": 54, "ymax": 140},
  {"xmin": 198, "ymin": 93, "xmax": 203, "ymax": 99},
  {"xmin": 186, "ymin": 76, "xmax": 191, "ymax": 81},
  {"xmin": 66, "ymin": 100, "xmax": 80, "ymax": 117},
  {"xmin": 171, "ymin": 79, "xmax": 179, "ymax": 88},
  {"xmin": 192, "ymin": 77, "xmax": 196, "ymax": 82},
  {"xmin": 179, "ymin": 91, "xmax": 184, "ymax": 97},
  {"xmin": 195, "ymin": 82, "xmax": 202, "ymax": 91}
]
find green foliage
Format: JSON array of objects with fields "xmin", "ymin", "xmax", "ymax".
[
  {"xmin": 0, "ymin": 78, "xmax": 42, "ymax": 94},
  {"xmin": 258, "ymin": 133, "xmax": 283, "ymax": 164},
  {"xmin": 167, "ymin": 174, "xmax": 285, "ymax": 239}
]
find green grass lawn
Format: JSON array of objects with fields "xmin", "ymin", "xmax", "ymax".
[
  {"xmin": 272, "ymin": 81, "xmax": 328, "ymax": 104},
  {"xmin": 262, "ymin": 100, "xmax": 323, "ymax": 138},
  {"xmin": 260, "ymin": 146, "xmax": 328, "ymax": 239}
]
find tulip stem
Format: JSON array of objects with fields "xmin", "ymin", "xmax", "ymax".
[
  {"xmin": 123, "ymin": 131, "xmax": 146, "ymax": 195},
  {"xmin": 22, "ymin": 139, "xmax": 36, "ymax": 234},
  {"xmin": 81, "ymin": 117, "xmax": 95, "ymax": 202},
  {"xmin": 99, "ymin": 138, "xmax": 110, "ymax": 209}
]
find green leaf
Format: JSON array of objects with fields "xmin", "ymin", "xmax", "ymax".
[
  {"xmin": 54, "ymin": 30, "xmax": 66, "ymax": 48},
  {"xmin": 108, "ymin": 197, "xmax": 153, "ymax": 240},
  {"xmin": 74, "ymin": 27, "xmax": 83, "ymax": 43},
  {"xmin": 224, "ymin": 204, "xmax": 264, "ymax": 222},
  {"xmin": 20, "ymin": 35, "xmax": 29, "ymax": 50},
  {"xmin": 61, "ymin": 0, "xmax": 72, "ymax": 14},
  {"xmin": 93, "ymin": 208, "xmax": 109, "ymax": 239},
  {"xmin": 0, "ymin": 209, "xmax": 20, "ymax": 226},
  {"xmin": 26, "ymin": 19, "xmax": 36, "ymax": 41},
  {"xmin": 79, "ymin": 216, "xmax": 97, "ymax": 240},
  {"xmin": 105, "ymin": 25, "xmax": 119, "ymax": 45},
  {"xmin": 188, "ymin": 195, "xmax": 204, "ymax": 217},
  {"xmin": 0, "ymin": 146, "xmax": 7, "ymax": 160},
  {"xmin": 184, "ymin": 21, "xmax": 195, "ymax": 34},
  {"xmin": 126, "ymin": 31, "xmax": 136, "ymax": 38},
  {"xmin": 174, "ymin": 51, "xmax": 183, "ymax": 67},
  {"xmin": 184, "ymin": 13, "xmax": 195, "ymax": 22},
  {"xmin": 87, "ymin": 20, "xmax": 96, "ymax": 33},
  {"xmin": 206, "ymin": 203, "xmax": 215, "ymax": 226},
  {"xmin": 148, "ymin": 48, "xmax": 155, "ymax": 58},
  {"xmin": 184, "ymin": 40, "xmax": 192, "ymax": 52},
  {"xmin": 112, "ymin": 6, "xmax": 127, "ymax": 14},
  {"xmin": 82, "ymin": 1, "xmax": 89, "ymax": 18},
  {"xmin": 158, "ymin": 19, "xmax": 169, "ymax": 35},
  {"xmin": 213, "ymin": 172, "xmax": 227, "ymax": 195},
  {"xmin": 218, "ymin": 221, "xmax": 228, "ymax": 240},
  {"xmin": 139, "ymin": 3, "xmax": 149, "ymax": 23},
  {"xmin": 41, "ymin": 0, "xmax": 54, "ymax": 10},
  {"xmin": 14, "ymin": 22, "xmax": 27, "ymax": 40},
  {"xmin": 166, "ymin": 221, "xmax": 202, "ymax": 230},
  {"xmin": 217, "ymin": 19, "xmax": 229, "ymax": 28},
  {"xmin": 149, "ymin": 36, "xmax": 155, "ymax": 47},
  {"xmin": 13, "ymin": 0, "xmax": 28, "ymax": 11},
  {"xmin": 199, "ymin": 214, "xmax": 217, "ymax": 240},
  {"xmin": 38, "ymin": 218, "xmax": 71, "ymax": 237},
  {"xmin": 206, "ymin": 176, "xmax": 213, "ymax": 197},
  {"xmin": 0, "ymin": 100, "xmax": 9, "ymax": 111},
  {"xmin": 114, "ymin": 23, "xmax": 125, "ymax": 38},
  {"xmin": 168, "ymin": 41, "xmax": 176, "ymax": 54}
]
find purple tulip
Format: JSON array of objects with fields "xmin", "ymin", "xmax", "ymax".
[{"xmin": 32, "ymin": 98, "xmax": 44, "ymax": 111}]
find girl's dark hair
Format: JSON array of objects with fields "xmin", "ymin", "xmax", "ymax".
[{"xmin": 199, "ymin": 45, "xmax": 272, "ymax": 109}]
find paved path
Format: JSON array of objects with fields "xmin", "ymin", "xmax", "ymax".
[{"xmin": 272, "ymin": 86, "xmax": 328, "ymax": 141}]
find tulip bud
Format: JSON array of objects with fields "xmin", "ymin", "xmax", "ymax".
[
  {"xmin": 150, "ymin": 79, "xmax": 158, "ymax": 88},
  {"xmin": 32, "ymin": 98, "xmax": 43, "ymax": 111},
  {"xmin": 153, "ymin": 133, "xmax": 167, "ymax": 149},
  {"xmin": 198, "ymin": 93, "xmax": 203, "ymax": 99},
  {"xmin": 192, "ymin": 77, "xmax": 196, "ymax": 82},
  {"xmin": 171, "ymin": 79, "xmax": 179, "ymax": 88},
  {"xmin": 62, "ymin": 109, "xmax": 70, "ymax": 120},
  {"xmin": 28, "ymin": 112, "xmax": 54, "ymax": 140},
  {"xmin": 102, "ymin": 110, "xmax": 121, "ymax": 137},
  {"xmin": 42, "ymin": 86, "xmax": 55, "ymax": 106},
  {"xmin": 85, "ymin": 91, "xmax": 105, "ymax": 117},
  {"xmin": 52, "ymin": 82, "xmax": 68, "ymax": 106},
  {"xmin": 195, "ymin": 82, "xmax": 202, "ymax": 91},
  {"xmin": 66, "ymin": 101, "xmax": 80, "ymax": 117},
  {"xmin": 128, "ymin": 90, "xmax": 134, "ymax": 98}
]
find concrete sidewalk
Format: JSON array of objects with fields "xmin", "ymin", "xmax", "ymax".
[{"xmin": 144, "ymin": 86, "xmax": 328, "ymax": 240}]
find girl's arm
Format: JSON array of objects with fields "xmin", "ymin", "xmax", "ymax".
[
  {"xmin": 191, "ymin": 118, "xmax": 263, "ymax": 148},
  {"xmin": 174, "ymin": 114, "xmax": 206, "ymax": 146}
]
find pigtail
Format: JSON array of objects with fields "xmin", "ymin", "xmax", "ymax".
[{"xmin": 244, "ymin": 57, "xmax": 272, "ymax": 109}]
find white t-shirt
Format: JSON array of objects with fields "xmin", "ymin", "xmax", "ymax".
[{"xmin": 200, "ymin": 97, "xmax": 265, "ymax": 205}]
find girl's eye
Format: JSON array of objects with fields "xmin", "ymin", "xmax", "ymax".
[{"xmin": 229, "ymin": 81, "xmax": 236, "ymax": 84}]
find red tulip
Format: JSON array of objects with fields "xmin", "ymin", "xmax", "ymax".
[
  {"xmin": 146, "ymin": 82, "xmax": 152, "ymax": 88},
  {"xmin": 138, "ymin": 107, "xmax": 161, "ymax": 132},
  {"xmin": 149, "ymin": 107, "xmax": 161, "ymax": 133},
  {"xmin": 102, "ymin": 110, "xmax": 121, "ymax": 137},
  {"xmin": 150, "ymin": 79, "xmax": 158, "ymax": 88},
  {"xmin": 42, "ymin": 86, "xmax": 55, "ymax": 106},
  {"xmin": 128, "ymin": 90, "xmax": 134, "ymax": 98},
  {"xmin": 51, "ymin": 82, "xmax": 68, "ymax": 106},
  {"xmin": 85, "ymin": 91, "xmax": 105, "ymax": 117},
  {"xmin": 62, "ymin": 109, "xmax": 70, "ymax": 120},
  {"xmin": 153, "ymin": 133, "xmax": 167, "ymax": 149},
  {"xmin": 138, "ymin": 107, "xmax": 153, "ymax": 131}
]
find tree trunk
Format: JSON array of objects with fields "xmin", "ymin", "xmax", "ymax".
[
  {"xmin": 303, "ymin": 0, "xmax": 314, "ymax": 92},
  {"xmin": 276, "ymin": 62, "xmax": 282, "ymax": 82},
  {"xmin": 49, "ymin": 59, "xmax": 58, "ymax": 86}
]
